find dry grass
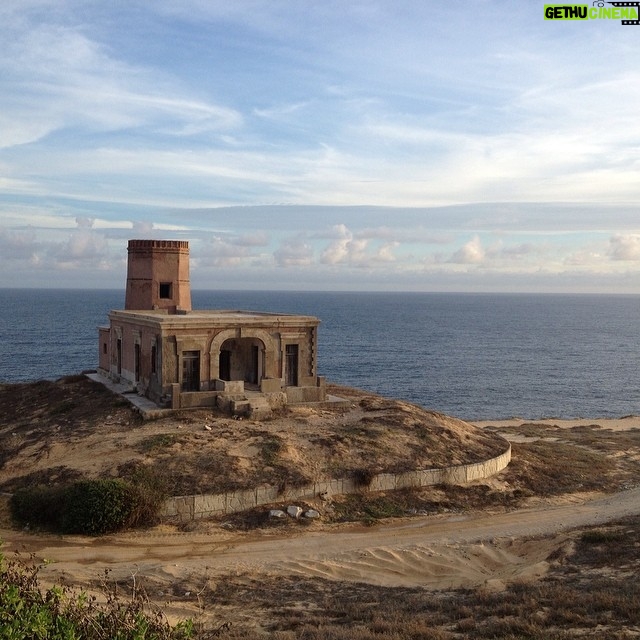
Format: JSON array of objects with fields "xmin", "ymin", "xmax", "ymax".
[
  {"xmin": 0, "ymin": 377, "xmax": 508, "ymax": 496},
  {"xmin": 167, "ymin": 515, "xmax": 640, "ymax": 639},
  {"xmin": 4, "ymin": 380, "xmax": 640, "ymax": 637}
]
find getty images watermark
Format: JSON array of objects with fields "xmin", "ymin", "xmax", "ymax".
[{"xmin": 544, "ymin": 1, "xmax": 640, "ymax": 24}]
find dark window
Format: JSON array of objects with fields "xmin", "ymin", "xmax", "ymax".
[
  {"xmin": 116, "ymin": 339, "xmax": 122, "ymax": 375},
  {"xmin": 182, "ymin": 350, "xmax": 200, "ymax": 391},
  {"xmin": 159, "ymin": 282, "xmax": 172, "ymax": 299},
  {"xmin": 103, "ymin": 343, "xmax": 107, "ymax": 355},
  {"xmin": 151, "ymin": 345, "xmax": 157, "ymax": 374},
  {"xmin": 285, "ymin": 344, "xmax": 299, "ymax": 386}
]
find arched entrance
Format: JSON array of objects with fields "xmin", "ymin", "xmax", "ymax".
[{"xmin": 218, "ymin": 337, "xmax": 265, "ymax": 387}]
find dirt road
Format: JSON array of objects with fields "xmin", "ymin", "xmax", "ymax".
[{"xmin": 2, "ymin": 487, "xmax": 640, "ymax": 592}]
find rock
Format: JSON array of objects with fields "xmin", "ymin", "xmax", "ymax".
[
  {"xmin": 304, "ymin": 509, "xmax": 320, "ymax": 519},
  {"xmin": 287, "ymin": 505, "xmax": 303, "ymax": 519},
  {"xmin": 269, "ymin": 509, "xmax": 287, "ymax": 519},
  {"xmin": 204, "ymin": 425, "xmax": 212, "ymax": 431}
]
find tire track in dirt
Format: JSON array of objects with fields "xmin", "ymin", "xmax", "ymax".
[{"xmin": 2, "ymin": 487, "xmax": 640, "ymax": 590}]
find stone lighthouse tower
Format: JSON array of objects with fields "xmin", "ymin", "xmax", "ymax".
[{"xmin": 124, "ymin": 239, "xmax": 192, "ymax": 312}]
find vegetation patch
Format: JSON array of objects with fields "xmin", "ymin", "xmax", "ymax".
[
  {"xmin": 194, "ymin": 516, "xmax": 640, "ymax": 638},
  {"xmin": 10, "ymin": 476, "xmax": 167, "ymax": 535},
  {"xmin": 0, "ymin": 553, "xmax": 194, "ymax": 640},
  {"xmin": 138, "ymin": 433, "xmax": 181, "ymax": 453},
  {"xmin": 502, "ymin": 440, "xmax": 619, "ymax": 496}
]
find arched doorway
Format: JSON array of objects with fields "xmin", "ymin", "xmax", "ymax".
[{"xmin": 218, "ymin": 337, "xmax": 264, "ymax": 387}]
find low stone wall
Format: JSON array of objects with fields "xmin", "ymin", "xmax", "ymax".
[{"xmin": 161, "ymin": 441, "xmax": 512, "ymax": 522}]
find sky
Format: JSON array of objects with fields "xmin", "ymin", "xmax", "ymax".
[{"xmin": 1, "ymin": 1, "xmax": 639, "ymax": 293}]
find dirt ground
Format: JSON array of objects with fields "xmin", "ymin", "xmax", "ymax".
[
  {"xmin": 0, "ymin": 376, "xmax": 506, "ymax": 496},
  {"xmin": 2, "ymin": 377, "xmax": 640, "ymax": 636}
]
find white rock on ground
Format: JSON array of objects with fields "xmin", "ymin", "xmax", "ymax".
[{"xmin": 287, "ymin": 505, "xmax": 303, "ymax": 519}]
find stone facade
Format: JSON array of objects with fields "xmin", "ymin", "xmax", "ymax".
[{"xmin": 98, "ymin": 240, "xmax": 326, "ymax": 412}]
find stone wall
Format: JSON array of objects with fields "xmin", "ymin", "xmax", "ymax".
[{"xmin": 161, "ymin": 441, "xmax": 512, "ymax": 522}]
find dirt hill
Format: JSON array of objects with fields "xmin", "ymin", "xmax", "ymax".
[{"xmin": 0, "ymin": 375, "xmax": 507, "ymax": 497}]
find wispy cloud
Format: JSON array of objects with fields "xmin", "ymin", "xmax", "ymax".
[{"xmin": 0, "ymin": 2, "xmax": 639, "ymax": 291}]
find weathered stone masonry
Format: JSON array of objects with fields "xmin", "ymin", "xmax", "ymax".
[{"xmin": 98, "ymin": 240, "xmax": 326, "ymax": 414}]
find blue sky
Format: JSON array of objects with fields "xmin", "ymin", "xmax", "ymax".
[{"xmin": 1, "ymin": 1, "xmax": 639, "ymax": 292}]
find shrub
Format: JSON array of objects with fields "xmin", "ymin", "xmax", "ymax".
[
  {"xmin": 580, "ymin": 529, "xmax": 623, "ymax": 544},
  {"xmin": 10, "ymin": 476, "xmax": 167, "ymax": 536},
  {"xmin": 352, "ymin": 467, "xmax": 376, "ymax": 488},
  {"xmin": 0, "ymin": 552, "xmax": 194, "ymax": 639},
  {"xmin": 10, "ymin": 484, "xmax": 67, "ymax": 530},
  {"xmin": 60, "ymin": 479, "xmax": 137, "ymax": 535}
]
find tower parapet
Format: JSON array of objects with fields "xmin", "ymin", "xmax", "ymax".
[{"xmin": 124, "ymin": 239, "xmax": 191, "ymax": 312}]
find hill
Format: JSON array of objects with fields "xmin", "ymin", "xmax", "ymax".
[
  {"xmin": 0, "ymin": 375, "xmax": 506, "ymax": 498},
  {"xmin": 3, "ymin": 376, "xmax": 640, "ymax": 637}
]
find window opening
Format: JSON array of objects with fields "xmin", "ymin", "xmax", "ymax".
[{"xmin": 159, "ymin": 282, "xmax": 172, "ymax": 299}]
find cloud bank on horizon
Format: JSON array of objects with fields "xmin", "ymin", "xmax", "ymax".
[{"xmin": 1, "ymin": 0, "xmax": 639, "ymax": 292}]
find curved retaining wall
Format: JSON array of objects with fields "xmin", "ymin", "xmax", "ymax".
[{"xmin": 161, "ymin": 442, "xmax": 512, "ymax": 522}]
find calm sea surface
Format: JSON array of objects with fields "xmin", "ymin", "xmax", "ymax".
[{"xmin": 0, "ymin": 289, "xmax": 638, "ymax": 420}]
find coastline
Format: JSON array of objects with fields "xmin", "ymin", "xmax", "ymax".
[{"xmin": 473, "ymin": 415, "xmax": 640, "ymax": 431}]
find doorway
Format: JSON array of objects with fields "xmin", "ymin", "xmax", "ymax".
[
  {"xmin": 182, "ymin": 350, "xmax": 200, "ymax": 391},
  {"xmin": 219, "ymin": 349, "xmax": 231, "ymax": 381},
  {"xmin": 285, "ymin": 344, "xmax": 298, "ymax": 386}
]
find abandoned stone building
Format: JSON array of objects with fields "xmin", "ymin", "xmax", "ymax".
[{"xmin": 98, "ymin": 239, "xmax": 326, "ymax": 414}]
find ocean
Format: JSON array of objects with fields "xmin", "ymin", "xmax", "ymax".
[{"xmin": 0, "ymin": 289, "xmax": 638, "ymax": 421}]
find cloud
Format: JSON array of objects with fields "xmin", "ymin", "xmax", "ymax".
[
  {"xmin": 233, "ymin": 231, "xmax": 270, "ymax": 247},
  {"xmin": 609, "ymin": 234, "xmax": 640, "ymax": 261},
  {"xmin": 51, "ymin": 219, "xmax": 109, "ymax": 264},
  {"xmin": 132, "ymin": 220, "xmax": 155, "ymax": 235},
  {"xmin": 274, "ymin": 235, "xmax": 314, "ymax": 267},
  {"xmin": 0, "ymin": 20, "xmax": 242, "ymax": 150},
  {"xmin": 374, "ymin": 242, "xmax": 399, "ymax": 263},
  {"xmin": 450, "ymin": 236, "xmax": 485, "ymax": 264},
  {"xmin": 0, "ymin": 227, "xmax": 39, "ymax": 260},
  {"xmin": 320, "ymin": 224, "xmax": 354, "ymax": 264},
  {"xmin": 197, "ymin": 232, "xmax": 270, "ymax": 268},
  {"xmin": 318, "ymin": 224, "xmax": 399, "ymax": 268}
]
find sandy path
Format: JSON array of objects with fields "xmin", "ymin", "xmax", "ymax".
[{"xmin": 3, "ymin": 487, "xmax": 640, "ymax": 592}]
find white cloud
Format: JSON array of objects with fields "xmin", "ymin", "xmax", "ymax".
[
  {"xmin": 132, "ymin": 221, "xmax": 155, "ymax": 235},
  {"xmin": 0, "ymin": 227, "xmax": 39, "ymax": 260},
  {"xmin": 450, "ymin": 236, "xmax": 485, "ymax": 264},
  {"xmin": 196, "ymin": 231, "xmax": 271, "ymax": 268},
  {"xmin": 274, "ymin": 235, "xmax": 314, "ymax": 267},
  {"xmin": 1, "ymin": 3, "xmax": 640, "ymax": 291},
  {"xmin": 0, "ymin": 20, "xmax": 242, "ymax": 150},
  {"xmin": 609, "ymin": 234, "xmax": 640, "ymax": 261},
  {"xmin": 320, "ymin": 224, "xmax": 353, "ymax": 264}
]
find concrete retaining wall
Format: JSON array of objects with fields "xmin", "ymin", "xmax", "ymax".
[{"xmin": 161, "ymin": 442, "xmax": 512, "ymax": 522}]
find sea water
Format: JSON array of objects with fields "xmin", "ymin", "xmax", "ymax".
[{"xmin": 0, "ymin": 289, "xmax": 638, "ymax": 420}]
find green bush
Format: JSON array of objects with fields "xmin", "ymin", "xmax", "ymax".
[
  {"xmin": 10, "ymin": 476, "xmax": 167, "ymax": 536},
  {"xmin": 10, "ymin": 485, "xmax": 67, "ymax": 530},
  {"xmin": 0, "ymin": 552, "xmax": 194, "ymax": 639},
  {"xmin": 60, "ymin": 479, "xmax": 137, "ymax": 535}
]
